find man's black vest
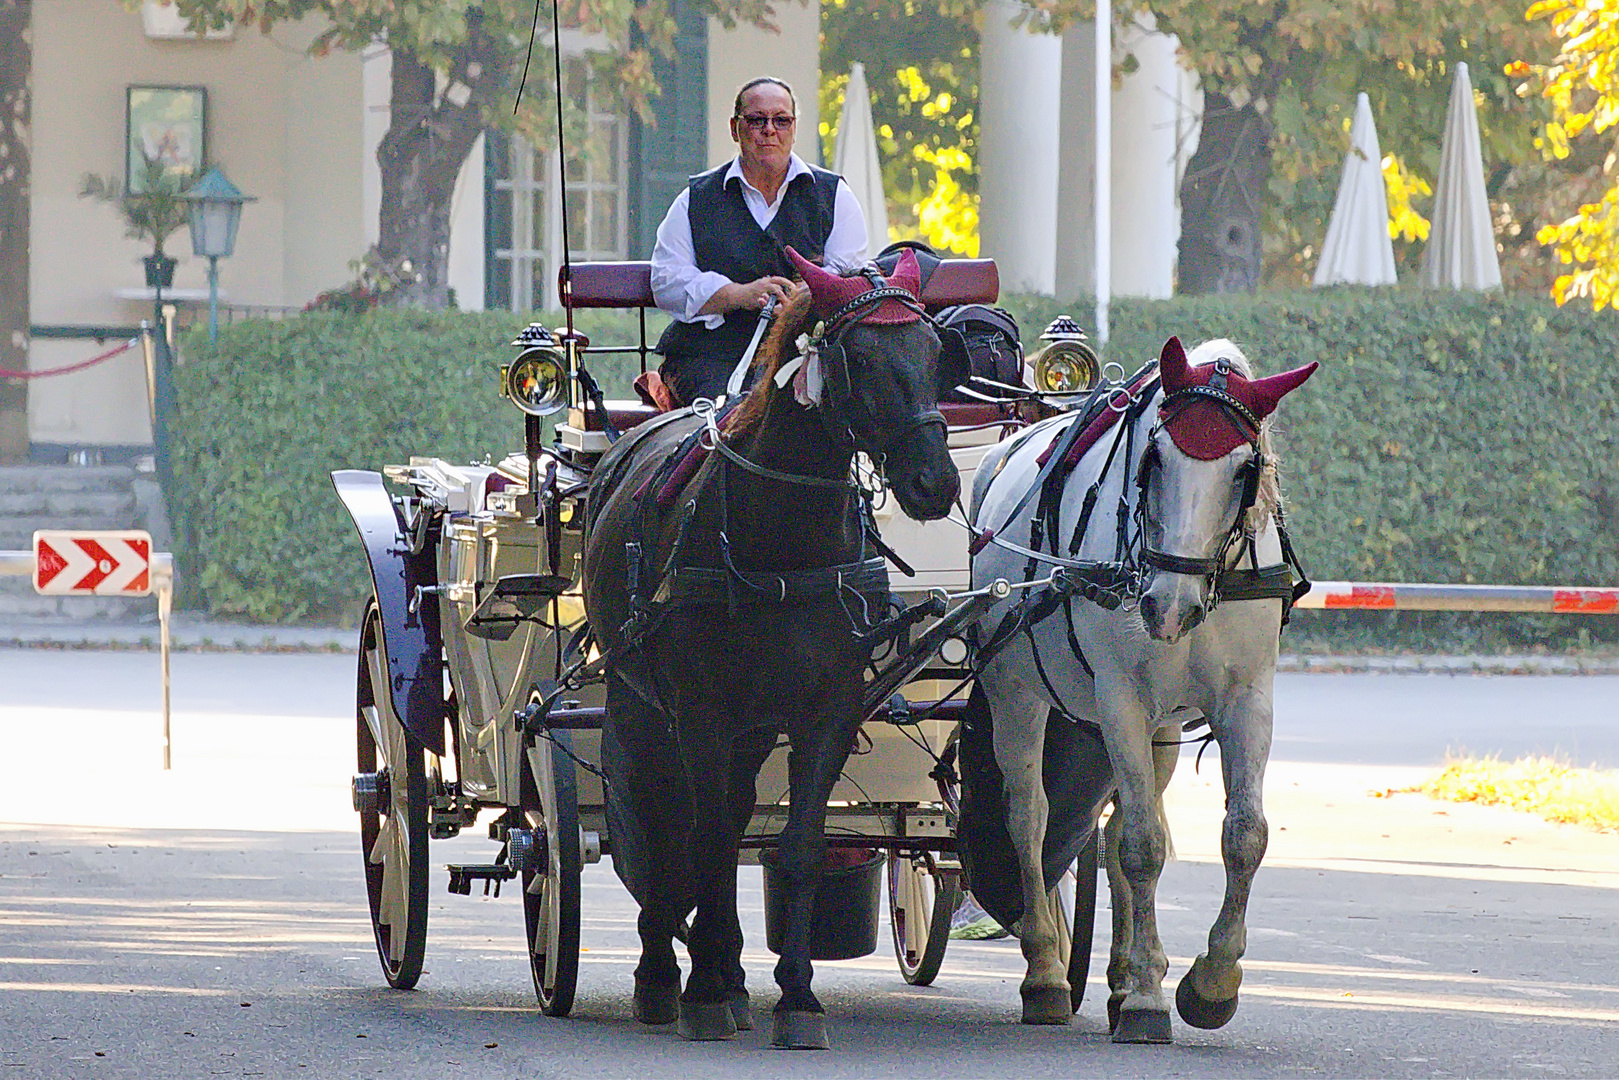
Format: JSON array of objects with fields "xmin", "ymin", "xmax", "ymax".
[{"xmin": 656, "ymin": 161, "xmax": 841, "ymax": 403}]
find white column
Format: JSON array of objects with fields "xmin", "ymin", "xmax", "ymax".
[
  {"xmin": 1053, "ymin": 25, "xmax": 1094, "ymax": 301},
  {"xmin": 1093, "ymin": 0, "xmax": 1110, "ymax": 341},
  {"xmin": 978, "ymin": 0, "xmax": 1062, "ymax": 295},
  {"xmin": 1054, "ymin": 14, "xmax": 1198, "ymax": 304},
  {"xmin": 1110, "ymin": 19, "xmax": 1188, "ymax": 299}
]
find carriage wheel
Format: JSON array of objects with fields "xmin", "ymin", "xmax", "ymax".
[
  {"xmin": 355, "ymin": 603, "xmax": 430, "ymax": 990},
  {"xmin": 521, "ymin": 715, "xmax": 582, "ymax": 1016},
  {"xmin": 888, "ymin": 851, "xmax": 961, "ymax": 985}
]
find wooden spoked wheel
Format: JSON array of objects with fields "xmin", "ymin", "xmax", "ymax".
[
  {"xmin": 888, "ymin": 851, "xmax": 961, "ymax": 985},
  {"xmin": 521, "ymin": 713, "xmax": 582, "ymax": 1017},
  {"xmin": 356, "ymin": 603, "xmax": 429, "ymax": 990}
]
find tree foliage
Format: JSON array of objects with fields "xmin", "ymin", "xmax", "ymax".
[
  {"xmin": 161, "ymin": 0, "xmax": 779, "ymax": 137},
  {"xmin": 819, "ymin": 0, "xmax": 980, "ymax": 255},
  {"xmin": 1526, "ymin": 0, "xmax": 1619, "ymax": 309},
  {"xmin": 148, "ymin": 0, "xmax": 782, "ymax": 305}
]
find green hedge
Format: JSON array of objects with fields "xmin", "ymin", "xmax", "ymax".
[
  {"xmin": 1002, "ymin": 289, "xmax": 1619, "ymax": 650},
  {"xmin": 170, "ymin": 308, "xmax": 660, "ymax": 622},
  {"xmin": 171, "ymin": 291, "xmax": 1619, "ymax": 650}
]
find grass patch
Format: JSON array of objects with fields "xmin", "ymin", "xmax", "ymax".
[{"xmin": 1416, "ymin": 756, "xmax": 1619, "ymax": 832}]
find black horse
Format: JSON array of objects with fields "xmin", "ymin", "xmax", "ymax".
[{"xmin": 580, "ymin": 248, "xmax": 959, "ymax": 1049}]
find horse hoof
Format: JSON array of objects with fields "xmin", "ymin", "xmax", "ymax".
[
  {"xmin": 1112, "ymin": 1007, "xmax": 1173, "ymax": 1045},
  {"xmin": 1176, "ymin": 971, "xmax": 1239, "ymax": 1030},
  {"xmin": 677, "ymin": 999, "xmax": 738, "ymax": 1041},
  {"xmin": 771, "ymin": 1010, "xmax": 830, "ymax": 1050},
  {"xmin": 1020, "ymin": 985, "xmax": 1072, "ymax": 1025},
  {"xmin": 1106, "ymin": 993, "xmax": 1124, "ymax": 1033},
  {"xmin": 728, "ymin": 990, "xmax": 753, "ymax": 1032},
  {"xmin": 633, "ymin": 979, "xmax": 679, "ymax": 1026}
]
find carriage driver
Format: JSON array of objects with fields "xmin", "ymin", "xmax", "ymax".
[{"xmin": 649, "ymin": 76, "xmax": 869, "ymax": 406}]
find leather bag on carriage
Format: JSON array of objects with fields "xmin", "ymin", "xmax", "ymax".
[
  {"xmin": 955, "ymin": 683, "xmax": 1116, "ymax": 931},
  {"xmin": 872, "ymin": 242, "xmax": 1023, "ymax": 402}
]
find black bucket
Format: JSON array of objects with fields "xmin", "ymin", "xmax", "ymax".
[{"xmin": 760, "ymin": 847, "xmax": 883, "ymax": 961}]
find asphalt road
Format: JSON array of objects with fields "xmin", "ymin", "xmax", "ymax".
[{"xmin": 3, "ymin": 649, "xmax": 1617, "ymax": 1078}]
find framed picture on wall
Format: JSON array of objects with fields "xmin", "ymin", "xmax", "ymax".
[{"xmin": 126, "ymin": 85, "xmax": 207, "ymax": 192}]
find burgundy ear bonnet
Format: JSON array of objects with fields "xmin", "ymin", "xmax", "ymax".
[
  {"xmin": 1157, "ymin": 336, "xmax": 1319, "ymax": 460},
  {"xmin": 786, "ymin": 246, "xmax": 923, "ymax": 325}
]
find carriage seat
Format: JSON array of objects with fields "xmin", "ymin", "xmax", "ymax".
[
  {"xmin": 573, "ymin": 398, "xmax": 1018, "ymax": 434},
  {"xmin": 564, "ymin": 259, "xmax": 1002, "ymax": 313},
  {"xmin": 563, "ymin": 259, "xmax": 1007, "ymax": 435},
  {"xmin": 569, "ymin": 400, "xmax": 662, "ymax": 433}
]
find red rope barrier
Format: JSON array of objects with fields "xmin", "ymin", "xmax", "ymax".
[{"xmin": 0, "ymin": 337, "xmax": 141, "ymax": 380}]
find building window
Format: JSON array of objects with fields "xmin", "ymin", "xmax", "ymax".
[{"xmin": 487, "ymin": 57, "xmax": 627, "ymax": 311}]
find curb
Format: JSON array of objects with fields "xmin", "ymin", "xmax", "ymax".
[
  {"xmin": 0, "ymin": 619, "xmax": 353, "ymax": 653},
  {"xmin": 1, "ymin": 619, "xmax": 1615, "ymax": 674},
  {"xmin": 1276, "ymin": 654, "xmax": 1619, "ymax": 676}
]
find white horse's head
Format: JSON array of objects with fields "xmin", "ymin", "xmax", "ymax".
[{"xmin": 1136, "ymin": 337, "xmax": 1317, "ymax": 644}]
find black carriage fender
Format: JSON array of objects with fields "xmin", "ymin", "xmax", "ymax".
[{"xmin": 332, "ymin": 469, "xmax": 446, "ymax": 756}]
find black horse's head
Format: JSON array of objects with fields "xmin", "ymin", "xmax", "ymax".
[{"xmin": 781, "ymin": 248, "xmax": 959, "ymax": 520}]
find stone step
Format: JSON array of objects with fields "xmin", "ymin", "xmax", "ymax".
[
  {"xmin": 0, "ymin": 465, "xmax": 173, "ymax": 623},
  {"xmin": 0, "ymin": 465, "xmax": 139, "ymax": 496},
  {"xmin": 0, "ymin": 516, "xmax": 146, "ymax": 550},
  {"xmin": 0, "ymin": 490, "xmax": 138, "ymax": 519},
  {"xmin": 0, "ymin": 581, "xmax": 149, "ymax": 621}
]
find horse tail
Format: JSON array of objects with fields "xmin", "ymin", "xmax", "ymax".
[{"xmin": 1156, "ymin": 794, "xmax": 1175, "ymax": 863}]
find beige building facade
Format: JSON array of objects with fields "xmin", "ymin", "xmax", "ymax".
[{"xmin": 12, "ymin": 0, "xmax": 819, "ymax": 458}]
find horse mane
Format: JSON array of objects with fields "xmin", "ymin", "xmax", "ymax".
[
  {"xmin": 1182, "ymin": 338, "xmax": 1283, "ymax": 532},
  {"xmin": 721, "ymin": 285, "xmax": 817, "ymax": 440}
]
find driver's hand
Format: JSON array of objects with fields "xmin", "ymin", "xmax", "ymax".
[{"xmin": 726, "ymin": 276, "xmax": 794, "ymax": 312}]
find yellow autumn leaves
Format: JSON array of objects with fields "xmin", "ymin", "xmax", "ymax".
[{"xmin": 1526, "ymin": 0, "xmax": 1619, "ymax": 307}]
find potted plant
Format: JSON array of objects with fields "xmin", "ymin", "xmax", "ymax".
[{"xmin": 80, "ymin": 157, "xmax": 191, "ymax": 288}]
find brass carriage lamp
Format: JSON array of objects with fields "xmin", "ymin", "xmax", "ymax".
[
  {"xmin": 1029, "ymin": 314, "xmax": 1101, "ymax": 395},
  {"xmin": 182, "ymin": 166, "xmax": 256, "ymax": 343}
]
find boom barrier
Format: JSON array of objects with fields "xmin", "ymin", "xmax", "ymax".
[{"xmin": 1295, "ymin": 581, "xmax": 1619, "ymax": 615}]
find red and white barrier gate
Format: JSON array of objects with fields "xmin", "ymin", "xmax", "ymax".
[
  {"xmin": 1, "ymin": 531, "xmax": 176, "ymax": 769},
  {"xmin": 1296, "ymin": 581, "xmax": 1619, "ymax": 615}
]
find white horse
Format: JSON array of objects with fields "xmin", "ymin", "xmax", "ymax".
[{"xmin": 968, "ymin": 335, "xmax": 1317, "ymax": 1042}]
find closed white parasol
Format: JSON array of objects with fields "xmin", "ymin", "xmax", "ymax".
[
  {"xmin": 1419, "ymin": 62, "xmax": 1502, "ymax": 290},
  {"xmin": 1314, "ymin": 92, "xmax": 1397, "ymax": 286},
  {"xmin": 832, "ymin": 62, "xmax": 890, "ymax": 258}
]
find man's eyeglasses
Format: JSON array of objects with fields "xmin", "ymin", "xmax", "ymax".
[{"xmin": 739, "ymin": 114, "xmax": 796, "ymax": 132}]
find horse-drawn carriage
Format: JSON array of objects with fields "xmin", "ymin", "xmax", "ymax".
[{"xmin": 334, "ymin": 247, "xmax": 1317, "ymax": 1048}]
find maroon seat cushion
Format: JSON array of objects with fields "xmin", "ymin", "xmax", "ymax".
[
  {"xmin": 570, "ymin": 400, "xmax": 663, "ymax": 432},
  {"xmin": 940, "ymin": 401, "xmax": 1018, "ymax": 428},
  {"xmin": 563, "ymin": 259, "xmax": 999, "ymax": 312}
]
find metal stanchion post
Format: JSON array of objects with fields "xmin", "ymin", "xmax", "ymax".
[
  {"xmin": 139, "ymin": 320, "xmax": 157, "ymax": 425},
  {"xmin": 159, "ymin": 569, "xmax": 173, "ymax": 771}
]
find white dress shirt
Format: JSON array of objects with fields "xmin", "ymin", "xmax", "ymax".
[{"xmin": 650, "ymin": 153, "xmax": 869, "ymax": 327}]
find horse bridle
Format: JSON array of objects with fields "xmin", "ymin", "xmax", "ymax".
[
  {"xmin": 1132, "ymin": 359, "xmax": 1267, "ymax": 610},
  {"xmin": 714, "ymin": 279, "xmax": 949, "ymax": 492},
  {"xmin": 814, "ymin": 281, "xmax": 949, "ymax": 457}
]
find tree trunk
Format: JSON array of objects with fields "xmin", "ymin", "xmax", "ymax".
[
  {"xmin": 374, "ymin": 18, "xmax": 505, "ymax": 309},
  {"xmin": 1177, "ymin": 93, "xmax": 1271, "ymax": 295},
  {"xmin": 0, "ymin": 0, "xmax": 30, "ymax": 461}
]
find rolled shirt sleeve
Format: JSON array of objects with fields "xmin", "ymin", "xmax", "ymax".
[
  {"xmin": 651, "ymin": 188, "xmax": 730, "ymax": 328},
  {"xmin": 823, "ymin": 179, "xmax": 871, "ymax": 273}
]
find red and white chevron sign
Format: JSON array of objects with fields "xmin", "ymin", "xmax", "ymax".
[{"xmin": 32, "ymin": 530, "xmax": 153, "ymax": 596}]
